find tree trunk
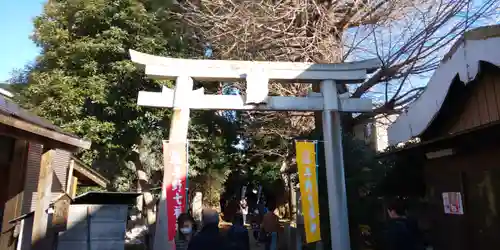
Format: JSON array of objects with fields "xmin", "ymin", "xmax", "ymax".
[
  {"xmin": 279, "ymin": 158, "xmax": 291, "ymax": 218},
  {"xmin": 138, "ymin": 168, "xmax": 156, "ymax": 249},
  {"xmin": 136, "ymin": 169, "xmax": 156, "ymax": 226},
  {"xmin": 130, "ymin": 141, "xmax": 157, "ymax": 249}
]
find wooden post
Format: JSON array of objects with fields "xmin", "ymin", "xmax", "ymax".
[
  {"xmin": 0, "ymin": 140, "xmax": 28, "ymax": 250},
  {"xmin": 153, "ymin": 76, "xmax": 193, "ymax": 250},
  {"xmin": 31, "ymin": 148, "xmax": 55, "ymax": 250},
  {"xmin": 70, "ymin": 177, "xmax": 78, "ymax": 199},
  {"xmin": 66, "ymin": 159, "xmax": 75, "ymax": 194}
]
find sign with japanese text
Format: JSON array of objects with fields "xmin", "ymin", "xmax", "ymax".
[
  {"xmin": 163, "ymin": 141, "xmax": 188, "ymax": 241},
  {"xmin": 51, "ymin": 194, "xmax": 71, "ymax": 232},
  {"xmin": 295, "ymin": 141, "xmax": 321, "ymax": 243},
  {"xmin": 442, "ymin": 192, "xmax": 464, "ymax": 215}
]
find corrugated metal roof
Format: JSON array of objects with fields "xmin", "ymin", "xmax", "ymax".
[
  {"xmin": 73, "ymin": 192, "xmax": 141, "ymax": 205},
  {"xmin": 0, "ymin": 94, "xmax": 79, "ymax": 138}
]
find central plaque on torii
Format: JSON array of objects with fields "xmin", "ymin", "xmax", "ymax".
[{"xmin": 129, "ymin": 49, "xmax": 381, "ymax": 250}]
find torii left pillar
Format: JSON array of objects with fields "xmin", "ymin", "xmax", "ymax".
[{"xmin": 153, "ymin": 76, "xmax": 193, "ymax": 250}]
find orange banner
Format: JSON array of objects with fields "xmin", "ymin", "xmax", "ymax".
[{"xmin": 296, "ymin": 141, "xmax": 321, "ymax": 243}]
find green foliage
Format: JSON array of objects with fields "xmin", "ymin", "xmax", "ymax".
[
  {"xmin": 16, "ymin": 0, "xmax": 183, "ymax": 166},
  {"xmin": 186, "ymin": 112, "xmax": 242, "ymax": 207},
  {"xmin": 12, "ymin": 0, "xmax": 238, "ymax": 194},
  {"xmin": 377, "ymin": 143, "xmax": 426, "ymax": 198},
  {"xmin": 342, "ymin": 135, "xmax": 386, "ymax": 250},
  {"xmin": 77, "ymin": 185, "xmax": 106, "ymax": 196}
]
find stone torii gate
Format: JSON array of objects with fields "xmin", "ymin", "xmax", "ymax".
[{"xmin": 129, "ymin": 49, "xmax": 381, "ymax": 250}]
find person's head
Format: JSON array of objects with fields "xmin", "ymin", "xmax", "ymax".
[
  {"xmin": 387, "ymin": 199, "xmax": 407, "ymax": 219},
  {"xmin": 177, "ymin": 213, "xmax": 196, "ymax": 237},
  {"xmin": 266, "ymin": 200, "xmax": 277, "ymax": 212},
  {"xmin": 202, "ymin": 208, "xmax": 219, "ymax": 227},
  {"xmin": 233, "ymin": 213, "xmax": 244, "ymax": 226}
]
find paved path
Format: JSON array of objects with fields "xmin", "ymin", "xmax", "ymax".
[{"xmin": 249, "ymin": 228, "xmax": 265, "ymax": 250}]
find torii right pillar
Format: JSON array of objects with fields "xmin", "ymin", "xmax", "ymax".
[{"xmin": 319, "ymin": 80, "xmax": 350, "ymax": 250}]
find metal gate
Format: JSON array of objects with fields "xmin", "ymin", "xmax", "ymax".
[{"xmin": 57, "ymin": 205, "xmax": 128, "ymax": 250}]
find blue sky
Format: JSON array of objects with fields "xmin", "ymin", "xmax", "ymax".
[
  {"xmin": 0, "ymin": 1, "xmax": 45, "ymax": 82},
  {"xmin": 0, "ymin": 1, "xmax": 496, "ymax": 84}
]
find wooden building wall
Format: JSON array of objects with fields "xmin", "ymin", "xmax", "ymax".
[
  {"xmin": 447, "ymin": 66, "xmax": 500, "ymax": 134},
  {"xmin": 22, "ymin": 144, "xmax": 71, "ymax": 214},
  {"xmin": 425, "ymin": 147, "xmax": 500, "ymax": 250},
  {"xmin": 0, "ymin": 137, "xmax": 15, "ymax": 212},
  {"xmin": 22, "ymin": 143, "xmax": 42, "ymax": 214},
  {"xmin": 0, "ymin": 140, "xmax": 73, "ymax": 250},
  {"xmin": 0, "ymin": 139, "xmax": 29, "ymax": 250},
  {"xmin": 422, "ymin": 65, "xmax": 500, "ymax": 250}
]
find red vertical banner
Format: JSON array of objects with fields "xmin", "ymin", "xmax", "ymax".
[{"xmin": 163, "ymin": 141, "xmax": 188, "ymax": 241}]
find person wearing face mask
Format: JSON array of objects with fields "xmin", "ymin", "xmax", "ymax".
[{"xmin": 175, "ymin": 213, "xmax": 197, "ymax": 250}]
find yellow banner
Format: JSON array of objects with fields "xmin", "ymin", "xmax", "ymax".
[{"xmin": 296, "ymin": 141, "xmax": 321, "ymax": 243}]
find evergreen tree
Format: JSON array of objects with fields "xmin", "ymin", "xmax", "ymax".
[{"xmin": 12, "ymin": 1, "xmax": 241, "ymax": 244}]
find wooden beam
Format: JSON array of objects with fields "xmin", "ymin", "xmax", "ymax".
[
  {"xmin": 0, "ymin": 113, "xmax": 91, "ymax": 150},
  {"xmin": 66, "ymin": 159, "xmax": 75, "ymax": 194},
  {"xmin": 72, "ymin": 162, "xmax": 109, "ymax": 188},
  {"xmin": 129, "ymin": 50, "xmax": 381, "ymax": 82},
  {"xmin": 0, "ymin": 124, "xmax": 80, "ymax": 152},
  {"xmin": 70, "ymin": 177, "xmax": 78, "ymax": 199},
  {"xmin": 31, "ymin": 148, "xmax": 55, "ymax": 250},
  {"xmin": 137, "ymin": 90, "xmax": 373, "ymax": 112},
  {"xmin": 0, "ymin": 140, "xmax": 28, "ymax": 250}
]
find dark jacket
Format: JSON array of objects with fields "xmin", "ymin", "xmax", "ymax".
[
  {"xmin": 227, "ymin": 224, "xmax": 250, "ymax": 250},
  {"xmin": 187, "ymin": 224, "xmax": 227, "ymax": 250},
  {"xmin": 386, "ymin": 218, "xmax": 424, "ymax": 250}
]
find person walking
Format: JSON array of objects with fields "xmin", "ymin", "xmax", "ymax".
[
  {"xmin": 240, "ymin": 198, "xmax": 249, "ymax": 225},
  {"xmin": 175, "ymin": 213, "xmax": 197, "ymax": 250},
  {"xmin": 227, "ymin": 213, "xmax": 250, "ymax": 250},
  {"xmin": 261, "ymin": 202, "xmax": 280, "ymax": 250},
  {"xmin": 385, "ymin": 199, "xmax": 425, "ymax": 250},
  {"xmin": 187, "ymin": 208, "xmax": 227, "ymax": 250}
]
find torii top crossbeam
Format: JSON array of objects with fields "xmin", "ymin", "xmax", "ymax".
[
  {"xmin": 129, "ymin": 50, "xmax": 381, "ymax": 113},
  {"xmin": 130, "ymin": 50, "xmax": 380, "ymax": 82}
]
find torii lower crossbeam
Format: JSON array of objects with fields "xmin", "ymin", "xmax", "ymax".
[{"xmin": 137, "ymin": 86, "xmax": 372, "ymax": 112}]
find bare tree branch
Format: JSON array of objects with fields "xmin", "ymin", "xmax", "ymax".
[{"xmin": 162, "ymin": 0, "xmax": 499, "ymax": 157}]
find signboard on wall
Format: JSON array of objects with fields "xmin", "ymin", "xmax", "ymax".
[
  {"xmin": 52, "ymin": 194, "xmax": 71, "ymax": 232},
  {"xmin": 442, "ymin": 192, "xmax": 464, "ymax": 215}
]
